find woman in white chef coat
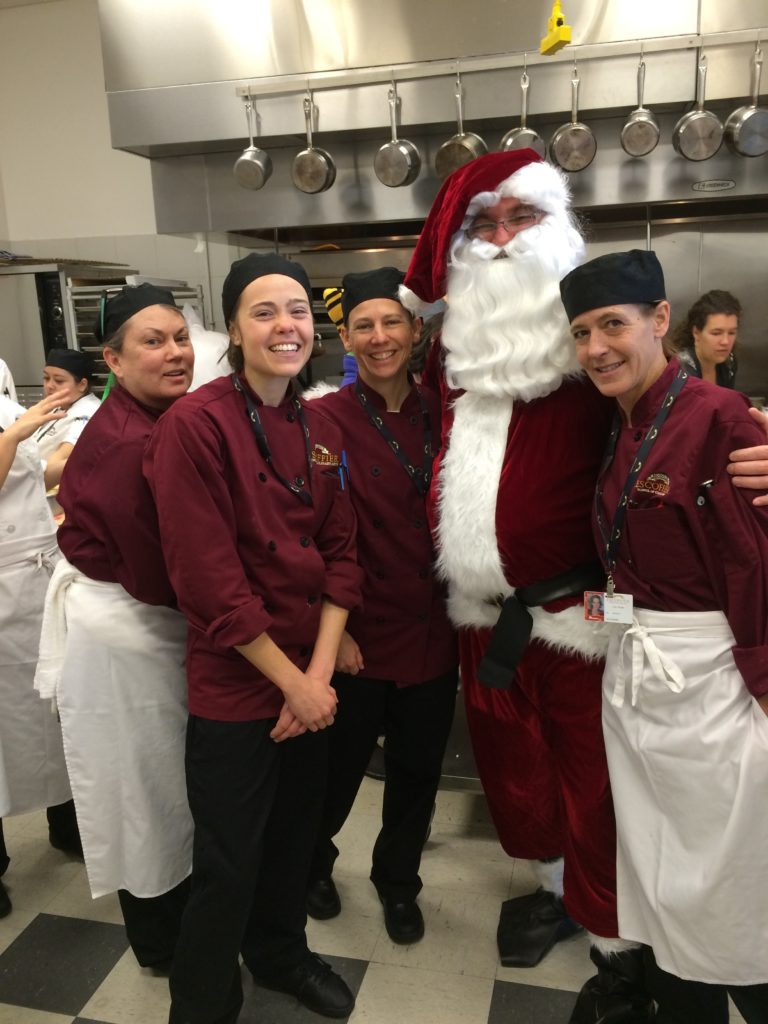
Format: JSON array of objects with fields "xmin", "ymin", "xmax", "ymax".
[
  {"xmin": 0, "ymin": 390, "xmax": 80, "ymax": 919},
  {"xmin": 36, "ymin": 348, "xmax": 101, "ymax": 489},
  {"xmin": 36, "ymin": 284, "xmax": 195, "ymax": 967}
]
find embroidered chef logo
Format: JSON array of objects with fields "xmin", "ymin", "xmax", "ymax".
[
  {"xmin": 311, "ymin": 443, "xmax": 341, "ymax": 468},
  {"xmin": 635, "ymin": 472, "xmax": 670, "ymax": 497}
]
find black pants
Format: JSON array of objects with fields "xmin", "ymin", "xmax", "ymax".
[
  {"xmin": 169, "ymin": 716, "xmax": 327, "ymax": 1024},
  {"xmin": 310, "ymin": 668, "xmax": 458, "ymax": 903},
  {"xmin": 0, "ymin": 799, "xmax": 79, "ymax": 876},
  {"xmin": 645, "ymin": 947, "xmax": 768, "ymax": 1024},
  {"xmin": 118, "ymin": 878, "xmax": 191, "ymax": 967}
]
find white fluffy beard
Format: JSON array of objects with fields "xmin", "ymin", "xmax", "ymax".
[{"xmin": 441, "ymin": 215, "xmax": 585, "ymax": 401}]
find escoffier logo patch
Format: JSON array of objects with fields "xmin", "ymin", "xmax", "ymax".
[{"xmin": 636, "ymin": 472, "xmax": 670, "ymax": 497}]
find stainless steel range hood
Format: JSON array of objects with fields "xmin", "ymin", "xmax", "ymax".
[{"xmin": 97, "ymin": 0, "xmax": 768, "ymax": 236}]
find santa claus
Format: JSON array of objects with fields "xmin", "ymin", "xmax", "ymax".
[{"xmin": 401, "ymin": 149, "xmax": 653, "ymax": 1023}]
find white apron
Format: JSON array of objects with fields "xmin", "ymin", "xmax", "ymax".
[
  {"xmin": 604, "ymin": 608, "xmax": 768, "ymax": 985},
  {"xmin": 0, "ymin": 399, "xmax": 71, "ymax": 817},
  {"xmin": 39, "ymin": 558, "xmax": 193, "ymax": 899}
]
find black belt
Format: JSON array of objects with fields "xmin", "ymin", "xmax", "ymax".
[{"xmin": 477, "ymin": 560, "xmax": 604, "ymax": 690}]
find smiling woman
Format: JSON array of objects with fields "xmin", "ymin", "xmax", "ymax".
[{"xmin": 144, "ymin": 252, "xmax": 362, "ymax": 1024}]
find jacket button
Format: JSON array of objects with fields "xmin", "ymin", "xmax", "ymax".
[
  {"xmin": 372, "ymin": 517, "xmax": 383, "ymax": 528},
  {"xmin": 295, "ymin": 476, "xmax": 305, "ymax": 487},
  {"xmin": 371, "ymin": 466, "xmax": 381, "ymax": 477},
  {"xmin": 300, "ymin": 536, "xmax": 311, "ymax": 548},
  {"xmin": 307, "ymin": 594, "xmax": 318, "ymax": 605},
  {"xmin": 299, "ymin": 645, "xmax": 310, "ymax": 656},
  {"xmin": 633, "ymin": 431, "xmax": 642, "ymax": 442},
  {"xmin": 409, "ymin": 415, "xmax": 418, "ymax": 425},
  {"xmin": 286, "ymin": 412, "xmax": 296, "ymax": 422},
  {"xmin": 414, "ymin": 518, "xmax": 425, "ymax": 529},
  {"xmin": 267, "ymin": 540, "xmax": 277, "ymax": 552},
  {"xmin": 258, "ymin": 472, "xmax": 267, "ymax": 482},
  {"xmin": 264, "ymin": 602, "xmax": 276, "ymax": 614}
]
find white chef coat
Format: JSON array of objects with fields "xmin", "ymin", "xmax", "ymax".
[
  {"xmin": 34, "ymin": 392, "xmax": 101, "ymax": 463},
  {"xmin": 0, "ymin": 396, "xmax": 71, "ymax": 817}
]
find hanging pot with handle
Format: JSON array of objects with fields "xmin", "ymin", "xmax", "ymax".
[
  {"xmin": 724, "ymin": 45, "xmax": 768, "ymax": 157},
  {"xmin": 549, "ymin": 66, "xmax": 597, "ymax": 172},
  {"xmin": 374, "ymin": 84, "xmax": 421, "ymax": 187},
  {"xmin": 434, "ymin": 74, "xmax": 488, "ymax": 179},
  {"xmin": 672, "ymin": 55, "xmax": 723, "ymax": 161},
  {"xmin": 233, "ymin": 98, "xmax": 273, "ymax": 190},
  {"xmin": 292, "ymin": 95, "xmax": 336, "ymax": 194},
  {"xmin": 621, "ymin": 56, "xmax": 660, "ymax": 157},
  {"xmin": 500, "ymin": 70, "xmax": 546, "ymax": 157}
]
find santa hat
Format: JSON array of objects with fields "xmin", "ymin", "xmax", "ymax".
[{"xmin": 401, "ymin": 149, "xmax": 571, "ymax": 313}]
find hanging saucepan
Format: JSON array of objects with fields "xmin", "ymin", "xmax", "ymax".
[
  {"xmin": 550, "ymin": 66, "xmax": 597, "ymax": 172},
  {"xmin": 434, "ymin": 74, "xmax": 488, "ymax": 179},
  {"xmin": 500, "ymin": 70, "xmax": 546, "ymax": 158},
  {"xmin": 233, "ymin": 98, "xmax": 273, "ymax": 190},
  {"xmin": 292, "ymin": 94, "xmax": 336, "ymax": 194},
  {"xmin": 621, "ymin": 56, "xmax": 660, "ymax": 157},
  {"xmin": 724, "ymin": 45, "xmax": 768, "ymax": 157},
  {"xmin": 374, "ymin": 83, "xmax": 421, "ymax": 187},
  {"xmin": 672, "ymin": 55, "xmax": 723, "ymax": 161}
]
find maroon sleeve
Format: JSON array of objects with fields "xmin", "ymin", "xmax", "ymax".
[
  {"xmin": 144, "ymin": 406, "xmax": 274, "ymax": 650},
  {"xmin": 697, "ymin": 407, "xmax": 768, "ymax": 698}
]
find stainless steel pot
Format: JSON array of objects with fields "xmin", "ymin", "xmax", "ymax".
[
  {"xmin": 549, "ymin": 66, "xmax": 597, "ymax": 172},
  {"xmin": 233, "ymin": 98, "xmax": 273, "ymax": 190},
  {"xmin": 434, "ymin": 74, "xmax": 487, "ymax": 179},
  {"xmin": 621, "ymin": 57, "xmax": 660, "ymax": 158},
  {"xmin": 500, "ymin": 70, "xmax": 545, "ymax": 158},
  {"xmin": 374, "ymin": 84, "xmax": 421, "ymax": 187},
  {"xmin": 292, "ymin": 95, "xmax": 336, "ymax": 194},
  {"xmin": 672, "ymin": 55, "xmax": 723, "ymax": 162},
  {"xmin": 725, "ymin": 45, "xmax": 768, "ymax": 158}
]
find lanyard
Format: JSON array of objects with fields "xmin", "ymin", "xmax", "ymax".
[
  {"xmin": 594, "ymin": 364, "xmax": 688, "ymax": 594},
  {"xmin": 232, "ymin": 373, "xmax": 314, "ymax": 507},
  {"xmin": 354, "ymin": 378, "xmax": 433, "ymax": 497}
]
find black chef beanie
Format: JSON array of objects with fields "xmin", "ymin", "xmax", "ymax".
[
  {"xmin": 341, "ymin": 267, "xmax": 406, "ymax": 324},
  {"xmin": 45, "ymin": 347, "xmax": 95, "ymax": 383},
  {"xmin": 222, "ymin": 253, "xmax": 313, "ymax": 325},
  {"xmin": 560, "ymin": 250, "xmax": 666, "ymax": 322},
  {"xmin": 94, "ymin": 284, "xmax": 179, "ymax": 344}
]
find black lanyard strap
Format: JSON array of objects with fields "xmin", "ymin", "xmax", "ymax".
[
  {"xmin": 232, "ymin": 373, "xmax": 314, "ymax": 506},
  {"xmin": 354, "ymin": 379, "xmax": 433, "ymax": 497},
  {"xmin": 595, "ymin": 365, "xmax": 688, "ymax": 581}
]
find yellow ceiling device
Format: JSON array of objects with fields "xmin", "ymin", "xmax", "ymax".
[{"xmin": 540, "ymin": 1, "xmax": 572, "ymax": 56}]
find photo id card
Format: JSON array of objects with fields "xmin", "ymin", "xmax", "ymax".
[{"xmin": 584, "ymin": 591, "xmax": 605, "ymax": 621}]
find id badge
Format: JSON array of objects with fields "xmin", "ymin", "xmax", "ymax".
[{"xmin": 603, "ymin": 592, "xmax": 633, "ymax": 624}]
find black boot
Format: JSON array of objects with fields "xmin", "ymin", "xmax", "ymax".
[
  {"xmin": 569, "ymin": 945, "xmax": 656, "ymax": 1023},
  {"xmin": 497, "ymin": 889, "xmax": 583, "ymax": 967}
]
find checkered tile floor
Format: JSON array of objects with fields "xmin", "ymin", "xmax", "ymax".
[{"xmin": 0, "ymin": 780, "xmax": 744, "ymax": 1024}]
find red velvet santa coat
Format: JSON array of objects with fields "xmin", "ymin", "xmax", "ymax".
[{"xmin": 426, "ymin": 347, "xmax": 619, "ymax": 937}]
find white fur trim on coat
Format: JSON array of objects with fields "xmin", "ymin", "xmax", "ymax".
[
  {"xmin": 532, "ymin": 858, "xmax": 565, "ymax": 897},
  {"xmin": 301, "ymin": 381, "xmax": 340, "ymax": 400}
]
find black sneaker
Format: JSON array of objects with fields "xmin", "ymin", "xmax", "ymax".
[{"xmin": 252, "ymin": 952, "xmax": 354, "ymax": 1019}]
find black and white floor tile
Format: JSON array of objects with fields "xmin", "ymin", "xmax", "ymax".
[{"xmin": 0, "ymin": 780, "xmax": 744, "ymax": 1024}]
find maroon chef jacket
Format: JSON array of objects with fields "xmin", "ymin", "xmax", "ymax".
[
  {"xmin": 57, "ymin": 383, "xmax": 175, "ymax": 606},
  {"xmin": 595, "ymin": 358, "xmax": 768, "ymax": 698},
  {"xmin": 143, "ymin": 374, "xmax": 362, "ymax": 722},
  {"xmin": 427, "ymin": 371, "xmax": 615, "ymax": 613},
  {"xmin": 311, "ymin": 379, "xmax": 457, "ymax": 685}
]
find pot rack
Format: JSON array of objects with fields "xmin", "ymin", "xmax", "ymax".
[{"xmin": 233, "ymin": 27, "xmax": 764, "ymax": 101}]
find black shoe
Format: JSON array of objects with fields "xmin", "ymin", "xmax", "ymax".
[
  {"xmin": 497, "ymin": 889, "xmax": 583, "ymax": 968},
  {"xmin": 569, "ymin": 946, "xmax": 656, "ymax": 1023},
  {"xmin": 0, "ymin": 879, "xmax": 11, "ymax": 919},
  {"xmin": 381, "ymin": 897, "xmax": 425, "ymax": 945},
  {"xmin": 252, "ymin": 952, "xmax": 355, "ymax": 1019},
  {"xmin": 48, "ymin": 828, "xmax": 84, "ymax": 859},
  {"xmin": 307, "ymin": 877, "xmax": 341, "ymax": 920}
]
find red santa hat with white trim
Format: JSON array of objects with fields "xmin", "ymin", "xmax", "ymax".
[{"xmin": 400, "ymin": 149, "xmax": 572, "ymax": 315}]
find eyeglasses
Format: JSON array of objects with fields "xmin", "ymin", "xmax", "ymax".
[{"xmin": 467, "ymin": 208, "xmax": 544, "ymax": 241}]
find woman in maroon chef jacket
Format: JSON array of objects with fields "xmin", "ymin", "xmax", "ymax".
[
  {"xmin": 560, "ymin": 250, "xmax": 768, "ymax": 1024},
  {"xmin": 144, "ymin": 253, "xmax": 362, "ymax": 1024},
  {"xmin": 304, "ymin": 267, "xmax": 458, "ymax": 945},
  {"xmin": 41, "ymin": 284, "xmax": 195, "ymax": 967}
]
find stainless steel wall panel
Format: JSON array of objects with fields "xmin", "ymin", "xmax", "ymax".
[{"xmin": 701, "ymin": 0, "xmax": 768, "ymax": 35}]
